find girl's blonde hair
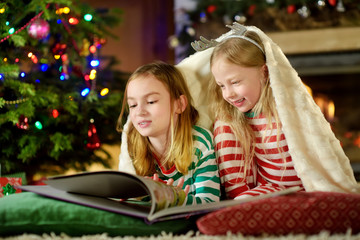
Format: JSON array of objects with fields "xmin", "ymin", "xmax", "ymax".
[
  {"xmin": 209, "ymin": 31, "xmax": 282, "ymax": 177},
  {"xmin": 117, "ymin": 61, "xmax": 199, "ymax": 176}
]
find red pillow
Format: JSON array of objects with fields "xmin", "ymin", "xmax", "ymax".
[{"xmin": 197, "ymin": 191, "xmax": 360, "ymax": 236}]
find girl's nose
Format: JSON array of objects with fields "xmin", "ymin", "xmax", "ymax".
[
  {"xmin": 136, "ymin": 104, "xmax": 147, "ymax": 116},
  {"xmin": 224, "ymin": 87, "xmax": 235, "ymax": 99}
]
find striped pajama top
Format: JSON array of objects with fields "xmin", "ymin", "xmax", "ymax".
[
  {"xmin": 214, "ymin": 113, "xmax": 304, "ymax": 199},
  {"xmin": 155, "ymin": 125, "xmax": 220, "ymax": 205}
]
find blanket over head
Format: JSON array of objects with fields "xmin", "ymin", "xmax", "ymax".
[{"xmin": 119, "ymin": 24, "xmax": 359, "ymax": 194}]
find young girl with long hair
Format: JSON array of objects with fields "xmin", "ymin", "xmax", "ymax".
[
  {"xmin": 191, "ymin": 23, "xmax": 359, "ymax": 199},
  {"xmin": 117, "ymin": 61, "xmax": 220, "ymax": 205}
]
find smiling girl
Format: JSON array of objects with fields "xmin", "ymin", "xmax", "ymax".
[
  {"xmin": 209, "ymin": 33, "xmax": 304, "ymax": 199},
  {"xmin": 191, "ymin": 23, "xmax": 359, "ymax": 199},
  {"xmin": 117, "ymin": 61, "xmax": 220, "ymax": 205}
]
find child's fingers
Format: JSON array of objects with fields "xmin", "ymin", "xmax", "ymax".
[
  {"xmin": 166, "ymin": 178, "xmax": 174, "ymax": 186},
  {"xmin": 153, "ymin": 173, "xmax": 159, "ymax": 181},
  {"xmin": 184, "ymin": 185, "xmax": 190, "ymax": 195},
  {"xmin": 176, "ymin": 178, "xmax": 185, "ymax": 188}
]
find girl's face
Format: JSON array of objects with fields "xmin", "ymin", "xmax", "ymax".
[
  {"xmin": 127, "ymin": 74, "xmax": 175, "ymax": 142},
  {"xmin": 211, "ymin": 55, "xmax": 265, "ymax": 113}
]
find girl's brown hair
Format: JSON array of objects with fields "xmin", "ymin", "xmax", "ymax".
[{"xmin": 117, "ymin": 61, "xmax": 198, "ymax": 176}]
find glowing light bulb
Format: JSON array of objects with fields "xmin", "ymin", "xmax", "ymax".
[
  {"xmin": 81, "ymin": 88, "xmax": 90, "ymax": 97},
  {"xmin": 89, "ymin": 45, "xmax": 97, "ymax": 54},
  {"xmin": 90, "ymin": 59, "xmax": 99, "ymax": 67},
  {"xmin": 100, "ymin": 88, "xmax": 109, "ymax": 96},
  {"xmin": 63, "ymin": 7, "xmax": 70, "ymax": 14},
  {"xmin": 61, "ymin": 54, "xmax": 68, "ymax": 62},
  {"xmin": 31, "ymin": 55, "xmax": 38, "ymax": 64},
  {"xmin": 89, "ymin": 69, "xmax": 96, "ymax": 80},
  {"xmin": 35, "ymin": 121, "xmax": 43, "ymax": 130},
  {"xmin": 69, "ymin": 17, "xmax": 79, "ymax": 25},
  {"xmin": 52, "ymin": 109, "xmax": 59, "ymax": 118},
  {"xmin": 84, "ymin": 14, "xmax": 93, "ymax": 21},
  {"xmin": 60, "ymin": 74, "xmax": 66, "ymax": 81},
  {"xmin": 41, "ymin": 64, "xmax": 48, "ymax": 72}
]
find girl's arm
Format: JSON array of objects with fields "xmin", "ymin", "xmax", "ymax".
[
  {"xmin": 184, "ymin": 126, "xmax": 220, "ymax": 205},
  {"xmin": 213, "ymin": 120, "xmax": 256, "ymax": 199}
]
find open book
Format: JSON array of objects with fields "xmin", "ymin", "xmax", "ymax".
[{"xmin": 18, "ymin": 170, "xmax": 301, "ymax": 224}]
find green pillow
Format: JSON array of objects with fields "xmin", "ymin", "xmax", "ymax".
[{"xmin": 0, "ymin": 192, "xmax": 196, "ymax": 237}]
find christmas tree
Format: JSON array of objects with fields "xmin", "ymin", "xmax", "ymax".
[{"xmin": 0, "ymin": 0, "xmax": 125, "ymax": 180}]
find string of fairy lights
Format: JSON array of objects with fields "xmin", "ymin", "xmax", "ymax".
[
  {"xmin": 0, "ymin": 4, "xmax": 108, "ymax": 137},
  {"xmin": 0, "ymin": 5, "xmax": 108, "ymax": 99}
]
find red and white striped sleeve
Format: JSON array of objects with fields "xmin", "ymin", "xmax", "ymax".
[
  {"xmin": 214, "ymin": 117, "xmax": 304, "ymax": 200},
  {"xmin": 213, "ymin": 120, "xmax": 257, "ymax": 199}
]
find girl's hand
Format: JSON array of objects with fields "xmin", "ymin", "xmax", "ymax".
[
  {"xmin": 151, "ymin": 173, "xmax": 166, "ymax": 183},
  {"xmin": 166, "ymin": 177, "xmax": 190, "ymax": 195},
  {"xmin": 148, "ymin": 174, "xmax": 190, "ymax": 195},
  {"xmin": 145, "ymin": 173, "xmax": 166, "ymax": 183}
]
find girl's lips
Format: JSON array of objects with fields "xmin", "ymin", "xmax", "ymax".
[
  {"xmin": 233, "ymin": 98, "xmax": 245, "ymax": 107},
  {"xmin": 138, "ymin": 120, "xmax": 151, "ymax": 128}
]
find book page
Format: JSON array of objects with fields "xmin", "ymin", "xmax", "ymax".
[
  {"xmin": 44, "ymin": 170, "xmax": 187, "ymax": 218},
  {"xmin": 140, "ymin": 177, "xmax": 186, "ymax": 216}
]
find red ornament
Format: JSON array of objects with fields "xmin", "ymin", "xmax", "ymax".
[
  {"xmin": 27, "ymin": 18, "xmax": 50, "ymax": 40},
  {"xmin": 207, "ymin": 5, "xmax": 216, "ymax": 14},
  {"xmin": 52, "ymin": 43, "xmax": 67, "ymax": 55},
  {"xmin": 51, "ymin": 109, "xmax": 59, "ymax": 118},
  {"xmin": 247, "ymin": 5, "xmax": 256, "ymax": 16},
  {"xmin": 328, "ymin": 0, "xmax": 336, "ymax": 6},
  {"xmin": 86, "ymin": 119, "xmax": 101, "ymax": 150},
  {"xmin": 287, "ymin": 5, "xmax": 296, "ymax": 14},
  {"xmin": 16, "ymin": 115, "xmax": 29, "ymax": 130}
]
